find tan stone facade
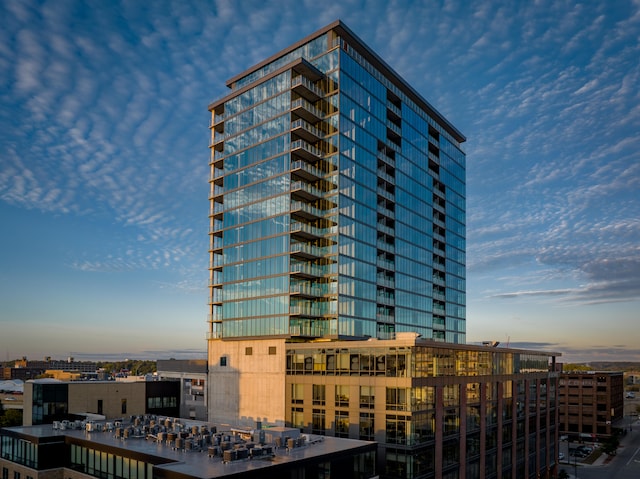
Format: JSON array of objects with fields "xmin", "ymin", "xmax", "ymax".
[{"xmin": 207, "ymin": 338, "xmax": 287, "ymax": 427}]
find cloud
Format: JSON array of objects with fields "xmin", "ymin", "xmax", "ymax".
[{"xmin": 1, "ymin": 1, "xmax": 639, "ymax": 350}]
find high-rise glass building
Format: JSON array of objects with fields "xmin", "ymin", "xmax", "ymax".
[{"xmin": 208, "ymin": 20, "xmax": 466, "ymax": 345}]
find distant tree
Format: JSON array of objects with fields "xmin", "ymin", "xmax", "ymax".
[
  {"xmin": 0, "ymin": 409, "xmax": 23, "ymax": 427},
  {"xmin": 557, "ymin": 469, "xmax": 570, "ymax": 479},
  {"xmin": 563, "ymin": 363, "xmax": 593, "ymax": 372},
  {"xmin": 97, "ymin": 360, "xmax": 156, "ymax": 376}
]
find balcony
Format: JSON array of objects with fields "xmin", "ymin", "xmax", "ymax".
[
  {"xmin": 433, "ymin": 245, "xmax": 445, "ymax": 257},
  {"xmin": 209, "ymin": 201, "xmax": 224, "ymax": 216},
  {"xmin": 210, "ymin": 236, "xmax": 223, "ymax": 253},
  {"xmin": 291, "ymin": 160, "xmax": 324, "ymax": 183},
  {"xmin": 433, "ymin": 275, "xmax": 446, "ymax": 287},
  {"xmin": 377, "ymin": 205, "xmax": 395, "ymax": 220},
  {"xmin": 290, "ymin": 282, "xmax": 326, "ymax": 298},
  {"xmin": 376, "ymin": 312, "xmax": 394, "ymax": 323},
  {"xmin": 291, "ymin": 139, "xmax": 322, "ymax": 162},
  {"xmin": 289, "ymin": 324, "xmax": 325, "ymax": 338},
  {"xmin": 433, "ymin": 291, "xmax": 446, "ymax": 302},
  {"xmin": 290, "ymin": 221, "xmax": 326, "ymax": 240},
  {"xmin": 209, "ymin": 184, "xmax": 224, "ymax": 202},
  {"xmin": 377, "ymin": 275, "xmax": 395, "ymax": 289},
  {"xmin": 377, "ymin": 222, "xmax": 394, "ymax": 236},
  {"xmin": 386, "ymin": 119, "xmax": 402, "ymax": 136},
  {"xmin": 291, "ymin": 76, "xmax": 323, "ymax": 102},
  {"xmin": 208, "ymin": 293, "xmax": 222, "ymax": 305},
  {"xmin": 433, "ymin": 200, "xmax": 445, "ymax": 214},
  {"xmin": 290, "ymin": 262, "xmax": 328, "ymax": 278},
  {"xmin": 387, "ymin": 101, "xmax": 401, "ymax": 117},
  {"xmin": 433, "ymin": 231, "xmax": 446, "ymax": 243},
  {"xmin": 376, "ymin": 293, "xmax": 395, "ymax": 306},
  {"xmin": 291, "ymin": 181, "xmax": 324, "ymax": 202},
  {"xmin": 385, "ymin": 137, "xmax": 401, "ymax": 153},
  {"xmin": 378, "ymin": 170, "xmax": 395, "ymax": 185},
  {"xmin": 376, "ymin": 257, "xmax": 395, "ymax": 271},
  {"xmin": 291, "ymin": 98, "xmax": 323, "ymax": 123},
  {"xmin": 377, "ymin": 187, "xmax": 394, "ymax": 202},
  {"xmin": 433, "ymin": 260, "xmax": 445, "ymax": 272},
  {"xmin": 291, "ymin": 200, "xmax": 325, "ymax": 221},
  {"xmin": 290, "ymin": 304, "xmax": 331, "ymax": 318},
  {"xmin": 291, "ymin": 118, "xmax": 323, "ymax": 143},
  {"xmin": 211, "ymin": 135, "xmax": 224, "ymax": 152},
  {"xmin": 377, "ymin": 150, "xmax": 395, "ymax": 168},
  {"xmin": 290, "ymin": 242, "xmax": 326, "ymax": 260},
  {"xmin": 376, "ymin": 239, "xmax": 395, "ymax": 254}
]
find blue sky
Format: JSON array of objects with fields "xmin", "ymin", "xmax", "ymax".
[{"xmin": 0, "ymin": 0, "xmax": 638, "ymax": 363}]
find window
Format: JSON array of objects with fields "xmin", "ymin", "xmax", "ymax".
[
  {"xmin": 269, "ymin": 346, "xmax": 277, "ymax": 355},
  {"xmin": 360, "ymin": 386, "xmax": 375, "ymax": 409},
  {"xmin": 335, "ymin": 385, "xmax": 349, "ymax": 407},
  {"xmin": 220, "ymin": 356, "xmax": 227, "ymax": 366},
  {"xmin": 3, "ymin": 468, "xmax": 8, "ymax": 479},
  {"xmin": 245, "ymin": 347, "xmax": 252, "ymax": 355},
  {"xmin": 291, "ymin": 384, "xmax": 304, "ymax": 404},
  {"xmin": 359, "ymin": 412, "xmax": 374, "ymax": 440},
  {"xmin": 386, "ymin": 387, "xmax": 407, "ymax": 411},
  {"xmin": 97, "ymin": 399, "xmax": 103, "ymax": 415},
  {"xmin": 291, "ymin": 408, "xmax": 304, "ymax": 429},
  {"xmin": 312, "ymin": 409, "xmax": 325, "ymax": 434},
  {"xmin": 386, "ymin": 415, "xmax": 409, "ymax": 445},
  {"xmin": 121, "ymin": 399, "xmax": 127, "ymax": 414},
  {"xmin": 313, "ymin": 385, "xmax": 326, "ymax": 406},
  {"xmin": 335, "ymin": 411, "xmax": 349, "ymax": 438},
  {"xmin": 13, "ymin": 473, "xmax": 20, "ymax": 479}
]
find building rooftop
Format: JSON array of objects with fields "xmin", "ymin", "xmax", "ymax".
[{"xmin": 4, "ymin": 418, "xmax": 375, "ymax": 479}]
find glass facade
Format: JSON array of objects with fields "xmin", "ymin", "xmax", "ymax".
[
  {"xmin": 285, "ymin": 339, "xmax": 558, "ymax": 479},
  {"xmin": 209, "ymin": 23, "xmax": 466, "ymax": 343}
]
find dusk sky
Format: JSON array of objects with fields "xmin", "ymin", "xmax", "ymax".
[{"xmin": 1, "ymin": 0, "xmax": 638, "ymax": 364}]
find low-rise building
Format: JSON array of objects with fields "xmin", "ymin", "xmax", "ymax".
[
  {"xmin": 0, "ymin": 418, "xmax": 377, "ymax": 479},
  {"xmin": 558, "ymin": 371, "xmax": 624, "ymax": 439},
  {"xmin": 22, "ymin": 379, "xmax": 180, "ymax": 425},
  {"xmin": 156, "ymin": 359, "xmax": 207, "ymax": 421}
]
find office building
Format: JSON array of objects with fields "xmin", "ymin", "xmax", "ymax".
[
  {"xmin": 558, "ymin": 370, "xmax": 624, "ymax": 439},
  {"xmin": 156, "ymin": 359, "xmax": 208, "ymax": 421},
  {"xmin": 21, "ymin": 379, "xmax": 180, "ymax": 426},
  {"xmin": 288, "ymin": 335, "xmax": 560, "ymax": 478}
]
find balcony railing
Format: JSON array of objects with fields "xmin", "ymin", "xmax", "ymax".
[
  {"xmin": 291, "ymin": 181, "xmax": 324, "ymax": 201},
  {"xmin": 387, "ymin": 101, "xmax": 401, "ymax": 117},
  {"xmin": 290, "ymin": 262, "xmax": 329, "ymax": 277},
  {"xmin": 290, "ymin": 283, "xmax": 327, "ymax": 297},
  {"xmin": 376, "ymin": 258, "xmax": 395, "ymax": 271},
  {"xmin": 291, "ymin": 76, "xmax": 324, "ymax": 102},
  {"xmin": 377, "ymin": 276, "xmax": 395, "ymax": 288},
  {"xmin": 290, "ymin": 242, "xmax": 327, "ymax": 258},
  {"xmin": 291, "ymin": 98, "xmax": 324, "ymax": 123},
  {"xmin": 291, "ymin": 138, "xmax": 323, "ymax": 162},
  {"xmin": 377, "ymin": 187, "xmax": 394, "ymax": 202}
]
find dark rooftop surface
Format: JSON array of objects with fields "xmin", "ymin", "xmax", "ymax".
[{"xmin": 5, "ymin": 419, "xmax": 375, "ymax": 479}]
